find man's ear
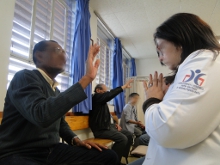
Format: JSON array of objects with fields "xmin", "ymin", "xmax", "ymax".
[{"xmin": 35, "ymin": 51, "xmax": 43, "ymax": 65}]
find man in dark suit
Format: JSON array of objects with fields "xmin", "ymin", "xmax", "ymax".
[
  {"xmin": 89, "ymin": 81, "xmax": 133, "ymax": 165},
  {"xmin": 0, "ymin": 40, "xmax": 118, "ymax": 165}
]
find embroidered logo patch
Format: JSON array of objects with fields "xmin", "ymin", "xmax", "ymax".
[
  {"xmin": 182, "ymin": 69, "xmax": 205, "ymax": 86},
  {"xmin": 176, "ymin": 69, "xmax": 206, "ymax": 95}
]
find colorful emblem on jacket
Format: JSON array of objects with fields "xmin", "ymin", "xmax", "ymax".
[{"xmin": 183, "ymin": 69, "xmax": 205, "ymax": 86}]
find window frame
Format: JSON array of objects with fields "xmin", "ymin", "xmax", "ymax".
[{"xmin": 9, "ymin": 0, "xmax": 74, "ymax": 91}]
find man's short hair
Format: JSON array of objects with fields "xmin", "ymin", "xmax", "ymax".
[
  {"xmin": 94, "ymin": 84, "xmax": 104, "ymax": 93},
  {"xmin": 129, "ymin": 93, "xmax": 139, "ymax": 98},
  {"xmin": 32, "ymin": 40, "xmax": 57, "ymax": 65},
  {"xmin": 164, "ymin": 75, "xmax": 175, "ymax": 85}
]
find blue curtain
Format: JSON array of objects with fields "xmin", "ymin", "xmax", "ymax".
[
  {"xmin": 71, "ymin": 0, "xmax": 91, "ymax": 113},
  {"xmin": 112, "ymin": 38, "xmax": 125, "ymax": 118},
  {"xmin": 130, "ymin": 58, "xmax": 137, "ymax": 77}
]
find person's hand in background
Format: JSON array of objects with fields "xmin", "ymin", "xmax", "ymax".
[
  {"xmin": 115, "ymin": 124, "xmax": 122, "ymax": 131},
  {"xmin": 122, "ymin": 79, "xmax": 134, "ymax": 90},
  {"xmin": 137, "ymin": 121, "xmax": 145, "ymax": 129}
]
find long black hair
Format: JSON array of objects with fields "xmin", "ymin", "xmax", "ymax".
[{"xmin": 154, "ymin": 13, "xmax": 220, "ymax": 67}]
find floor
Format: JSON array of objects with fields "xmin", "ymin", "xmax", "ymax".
[{"xmin": 121, "ymin": 156, "xmax": 139, "ymax": 164}]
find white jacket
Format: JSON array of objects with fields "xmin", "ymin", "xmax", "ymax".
[{"xmin": 143, "ymin": 50, "xmax": 220, "ymax": 165}]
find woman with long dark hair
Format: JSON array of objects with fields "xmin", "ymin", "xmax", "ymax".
[{"xmin": 130, "ymin": 13, "xmax": 220, "ymax": 165}]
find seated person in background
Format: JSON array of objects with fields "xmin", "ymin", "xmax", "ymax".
[
  {"xmin": 162, "ymin": 75, "xmax": 175, "ymax": 95},
  {"xmin": 120, "ymin": 93, "xmax": 145, "ymax": 137},
  {"xmin": 139, "ymin": 134, "xmax": 150, "ymax": 146},
  {"xmin": 0, "ymin": 40, "xmax": 119, "ymax": 165},
  {"xmin": 89, "ymin": 81, "xmax": 133, "ymax": 165},
  {"xmin": 120, "ymin": 93, "xmax": 146, "ymax": 148}
]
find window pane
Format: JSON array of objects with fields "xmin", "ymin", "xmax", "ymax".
[
  {"xmin": 11, "ymin": 0, "xmax": 34, "ymax": 58},
  {"xmin": 52, "ymin": 1, "xmax": 66, "ymax": 48},
  {"xmin": 7, "ymin": 57, "xmax": 36, "ymax": 88},
  {"xmin": 8, "ymin": 0, "xmax": 76, "ymax": 92},
  {"xmin": 33, "ymin": 0, "xmax": 52, "ymax": 44}
]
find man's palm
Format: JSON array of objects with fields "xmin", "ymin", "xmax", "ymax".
[{"xmin": 86, "ymin": 44, "xmax": 100, "ymax": 80}]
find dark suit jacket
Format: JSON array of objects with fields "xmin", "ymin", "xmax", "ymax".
[
  {"xmin": 0, "ymin": 69, "xmax": 87, "ymax": 159},
  {"xmin": 89, "ymin": 87, "xmax": 123, "ymax": 132}
]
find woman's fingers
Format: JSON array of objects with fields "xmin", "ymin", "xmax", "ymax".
[
  {"xmin": 148, "ymin": 74, "xmax": 153, "ymax": 87},
  {"xmin": 143, "ymin": 81, "xmax": 148, "ymax": 91},
  {"xmin": 158, "ymin": 73, "xmax": 164, "ymax": 88},
  {"xmin": 153, "ymin": 71, "xmax": 158, "ymax": 86}
]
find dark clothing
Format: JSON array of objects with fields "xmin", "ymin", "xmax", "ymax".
[
  {"xmin": 89, "ymin": 87, "xmax": 123, "ymax": 132},
  {"xmin": 139, "ymin": 134, "xmax": 150, "ymax": 146},
  {"xmin": 142, "ymin": 97, "xmax": 161, "ymax": 113},
  {"xmin": 89, "ymin": 87, "xmax": 133, "ymax": 162},
  {"xmin": 0, "ymin": 143, "xmax": 119, "ymax": 165},
  {"xmin": 94, "ymin": 124, "xmax": 133, "ymax": 161},
  {"xmin": 133, "ymin": 127, "xmax": 145, "ymax": 148},
  {"xmin": 0, "ymin": 69, "xmax": 118, "ymax": 165},
  {"xmin": 0, "ymin": 70, "xmax": 86, "ymax": 159}
]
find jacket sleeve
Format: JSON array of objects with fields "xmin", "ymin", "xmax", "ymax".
[
  {"xmin": 59, "ymin": 116, "xmax": 76, "ymax": 145},
  {"xmin": 93, "ymin": 87, "xmax": 123, "ymax": 104},
  {"xmin": 145, "ymin": 50, "xmax": 220, "ymax": 149},
  {"xmin": 8, "ymin": 70, "xmax": 87, "ymax": 128},
  {"xmin": 142, "ymin": 98, "xmax": 162, "ymax": 113}
]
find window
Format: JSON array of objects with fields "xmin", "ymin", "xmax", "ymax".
[
  {"xmin": 96, "ymin": 37, "xmax": 113, "ymax": 90},
  {"xmin": 96, "ymin": 20, "xmax": 114, "ymax": 90},
  {"xmin": 122, "ymin": 49, "xmax": 131, "ymax": 84},
  {"xmin": 96, "ymin": 20, "xmax": 114, "ymax": 104},
  {"xmin": 9, "ymin": 0, "xmax": 75, "ymax": 91}
]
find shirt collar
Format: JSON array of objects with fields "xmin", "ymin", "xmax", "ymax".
[{"xmin": 37, "ymin": 68, "xmax": 59, "ymax": 91}]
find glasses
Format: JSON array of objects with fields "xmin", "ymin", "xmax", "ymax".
[
  {"xmin": 47, "ymin": 47, "xmax": 69, "ymax": 59},
  {"xmin": 54, "ymin": 47, "xmax": 66, "ymax": 55}
]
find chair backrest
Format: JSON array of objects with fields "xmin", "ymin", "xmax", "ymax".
[
  {"xmin": 0, "ymin": 111, "xmax": 118, "ymax": 129},
  {"xmin": 65, "ymin": 112, "xmax": 118, "ymax": 131},
  {"xmin": 65, "ymin": 115, "xmax": 89, "ymax": 131}
]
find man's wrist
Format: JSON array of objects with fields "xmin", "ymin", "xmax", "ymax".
[
  {"xmin": 84, "ymin": 75, "xmax": 93, "ymax": 82},
  {"xmin": 79, "ymin": 75, "xmax": 93, "ymax": 89},
  {"xmin": 121, "ymin": 85, "xmax": 126, "ymax": 90},
  {"xmin": 71, "ymin": 136, "xmax": 80, "ymax": 146}
]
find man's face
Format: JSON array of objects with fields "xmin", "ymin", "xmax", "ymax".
[
  {"xmin": 36, "ymin": 41, "xmax": 67, "ymax": 73},
  {"xmin": 96, "ymin": 85, "xmax": 108, "ymax": 94},
  {"xmin": 130, "ymin": 95, "xmax": 140, "ymax": 105},
  {"xmin": 162, "ymin": 78, "xmax": 170, "ymax": 94}
]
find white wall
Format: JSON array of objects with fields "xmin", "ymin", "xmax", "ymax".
[
  {"xmin": 136, "ymin": 58, "xmax": 171, "ymax": 77},
  {"xmin": 0, "ymin": 0, "xmax": 15, "ymax": 111}
]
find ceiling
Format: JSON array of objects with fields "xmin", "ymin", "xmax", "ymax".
[{"xmin": 90, "ymin": 0, "xmax": 220, "ymax": 59}]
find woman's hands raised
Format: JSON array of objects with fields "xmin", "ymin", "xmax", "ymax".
[{"xmin": 143, "ymin": 71, "xmax": 165, "ymax": 100}]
